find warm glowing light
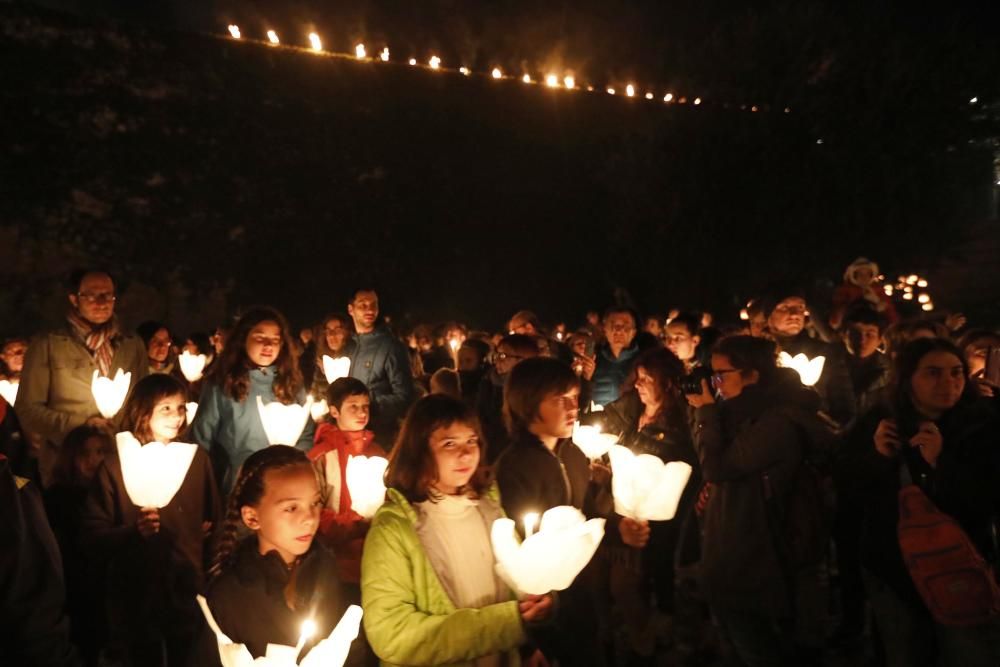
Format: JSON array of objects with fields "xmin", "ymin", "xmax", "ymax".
[
  {"xmin": 322, "ymin": 356, "xmax": 352, "ymax": 384},
  {"xmin": 663, "ymin": 93, "xmax": 674, "ymax": 102},
  {"xmin": 380, "ymin": 47, "xmax": 390, "ymax": 61},
  {"xmin": 694, "ymin": 97, "xmax": 702, "ymax": 105},
  {"xmin": 492, "ymin": 67, "xmax": 502, "ymax": 79},
  {"xmin": 970, "ymin": 97, "xmax": 978, "ymax": 104},
  {"xmin": 778, "ymin": 352, "xmax": 826, "ymax": 387},
  {"xmin": 256, "ymin": 396, "xmax": 313, "ymax": 446},
  {"xmin": 918, "ymin": 294, "xmax": 930, "ymax": 303},
  {"xmin": 309, "ymin": 398, "xmax": 329, "ymax": 422},
  {"xmin": 355, "ymin": 43, "xmax": 366, "ymax": 59},
  {"xmin": 586, "ymin": 85, "xmax": 594, "ymax": 91},
  {"xmin": 92, "ymin": 369, "xmax": 131, "ymax": 418},
  {"xmin": 178, "ymin": 351, "xmax": 207, "ymax": 383},
  {"xmin": 459, "ymin": 66, "xmax": 470, "ymax": 75},
  {"xmin": 522, "ymin": 73, "xmax": 531, "ymax": 83},
  {"xmin": 346, "ymin": 455, "xmax": 389, "ymax": 519},
  {"xmin": 645, "ymin": 92, "xmax": 654, "ymax": 100},
  {"xmin": 429, "ymin": 55, "xmax": 441, "ymax": 69},
  {"xmin": 523, "ymin": 512, "xmax": 539, "ymax": 539},
  {"xmin": 266, "ymin": 30, "xmax": 279, "ymax": 45},
  {"xmin": 922, "ymin": 303, "xmax": 934, "ymax": 311},
  {"xmin": 545, "ymin": 74, "xmax": 559, "ymax": 88},
  {"xmin": 907, "ymin": 274, "xmax": 919, "ymax": 285},
  {"xmin": 607, "ymin": 87, "xmax": 616, "ymax": 95},
  {"xmin": 295, "ymin": 619, "xmax": 318, "ymax": 656},
  {"xmin": 0, "ymin": 380, "xmax": 17, "ymax": 406},
  {"xmin": 572, "ymin": 421, "xmax": 618, "ymax": 460},
  {"xmin": 448, "ymin": 338, "xmax": 460, "ymax": 353},
  {"xmin": 609, "ymin": 445, "xmax": 693, "ymax": 521},
  {"xmin": 227, "ymin": 25, "xmax": 241, "ymax": 39},
  {"xmin": 186, "ymin": 402, "xmax": 198, "ymax": 425},
  {"xmin": 563, "ymin": 75, "xmax": 575, "ymax": 89},
  {"xmin": 408, "ymin": 57, "xmax": 417, "ymax": 66},
  {"xmin": 308, "ymin": 32, "xmax": 322, "ymax": 51},
  {"xmin": 739, "ymin": 308, "xmax": 750, "ymax": 321},
  {"xmin": 884, "ymin": 285, "xmax": 893, "ymax": 296},
  {"xmin": 589, "ymin": 401, "xmax": 604, "ymax": 413},
  {"xmin": 751, "ymin": 105, "xmax": 758, "ymax": 112},
  {"xmin": 903, "ymin": 292, "xmax": 914, "ymax": 301},
  {"xmin": 917, "ymin": 279, "xmax": 928, "ymax": 288},
  {"xmin": 626, "ymin": 84, "xmax": 635, "ymax": 97},
  {"xmin": 116, "ymin": 431, "xmax": 198, "ymax": 508}
]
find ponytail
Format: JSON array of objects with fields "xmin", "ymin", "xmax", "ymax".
[{"xmin": 209, "ymin": 445, "xmax": 312, "ymax": 579}]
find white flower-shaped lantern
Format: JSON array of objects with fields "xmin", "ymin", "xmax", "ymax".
[
  {"xmin": 186, "ymin": 402, "xmax": 199, "ymax": 425},
  {"xmin": 572, "ymin": 421, "xmax": 618, "ymax": 460},
  {"xmin": 197, "ymin": 595, "xmax": 363, "ymax": 667},
  {"xmin": 345, "ymin": 455, "xmax": 388, "ymax": 519},
  {"xmin": 116, "ymin": 431, "xmax": 198, "ymax": 508},
  {"xmin": 178, "ymin": 351, "xmax": 208, "ymax": 382},
  {"xmin": 309, "ymin": 398, "xmax": 329, "ymax": 422},
  {"xmin": 322, "ymin": 356, "xmax": 352, "ymax": 385},
  {"xmin": 491, "ymin": 506, "xmax": 605, "ymax": 596},
  {"xmin": 608, "ymin": 445, "xmax": 692, "ymax": 521},
  {"xmin": 91, "ymin": 369, "xmax": 131, "ymax": 418},
  {"xmin": 778, "ymin": 352, "xmax": 826, "ymax": 387},
  {"xmin": 256, "ymin": 396, "xmax": 312, "ymax": 446},
  {"xmin": 0, "ymin": 379, "xmax": 17, "ymax": 406}
]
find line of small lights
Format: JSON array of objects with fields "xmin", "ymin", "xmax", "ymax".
[{"xmin": 223, "ymin": 24, "xmax": 794, "ymax": 113}]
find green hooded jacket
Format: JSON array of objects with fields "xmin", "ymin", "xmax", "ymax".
[{"xmin": 361, "ymin": 485, "xmax": 525, "ymax": 667}]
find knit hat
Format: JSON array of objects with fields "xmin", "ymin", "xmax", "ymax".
[
  {"xmin": 758, "ymin": 282, "xmax": 808, "ymax": 319},
  {"xmin": 843, "ymin": 257, "xmax": 880, "ymax": 286}
]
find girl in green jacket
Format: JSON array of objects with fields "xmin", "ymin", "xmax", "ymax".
[{"xmin": 361, "ymin": 395, "xmax": 552, "ymax": 667}]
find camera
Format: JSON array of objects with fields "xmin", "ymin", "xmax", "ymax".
[{"xmin": 680, "ymin": 366, "xmax": 713, "ymax": 395}]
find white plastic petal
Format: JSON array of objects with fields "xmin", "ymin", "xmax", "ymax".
[
  {"xmin": 116, "ymin": 431, "xmax": 198, "ymax": 508},
  {"xmin": 572, "ymin": 421, "xmax": 618, "ymax": 460},
  {"xmin": 608, "ymin": 444, "xmax": 692, "ymax": 521},
  {"xmin": 778, "ymin": 352, "xmax": 826, "ymax": 387},
  {"xmin": 0, "ymin": 379, "xmax": 17, "ymax": 406},
  {"xmin": 178, "ymin": 351, "xmax": 208, "ymax": 382},
  {"xmin": 491, "ymin": 505, "xmax": 605, "ymax": 596},
  {"xmin": 310, "ymin": 399, "xmax": 329, "ymax": 422},
  {"xmin": 91, "ymin": 368, "xmax": 131, "ymax": 418},
  {"xmin": 322, "ymin": 356, "xmax": 352, "ymax": 385},
  {"xmin": 345, "ymin": 455, "xmax": 388, "ymax": 519},
  {"xmin": 256, "ymin": 396, "xmax": 312, "ymax": 446},
  {"xmin": 186, "ymin": 401, "xmax": 199, "ymax": 425}
]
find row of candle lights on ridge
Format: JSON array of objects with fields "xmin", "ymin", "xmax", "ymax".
[
  {"xmin": 883, "ymin": 273, "xmax": 935, "ymax": 311},
  {"xmin": 224, "ymin": 24, "xmax": 790, "ymax": 113}
]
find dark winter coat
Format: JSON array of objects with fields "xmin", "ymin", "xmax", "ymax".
[
  {"xmin": 475, "ymin": 368, "xmax": 507, "ymax": 464},
  {"xmin": 348, "ymin": 327, "xmax": 415, "ymax": 441},
  {"xmin": 590, "ymin": 343, "xmax": 640, "ymax": 407},
  {"xmin": 692, "ymin": 371, "xmax": 820, "ymax": 616}
]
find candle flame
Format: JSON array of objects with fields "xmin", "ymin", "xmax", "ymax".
[
  {"xmin": 522, "ymin": 73, "xmax": 531, "ymax": 83},
  {"xmin": 607, "ymin": 87, "xmax": 616, "ymax": 95},
  {"xmin": 918, "ymin": 294, "xmax": 930, "ymax": 303},
  {"xmin": 227, "ymin": 25, "xmax": 241, "ymax": 39},
  {"xmin": 545, "ymin": 74, "xmax": 559, "ymax": 88},
  {"xmin": 645, "ymin": 92, "xmax": 654, "ymax": 100},
  {"xmin": 380, "ymin": 47, "xmax": 390, "ymax": 61},
  {"xmin": 355, "ymin": 43, "xmax": 366, "ymax": 58},
  {"xmin": 922, "ymin": 303, "xmax": 934, "ymax": 311},
  {"xmin": 626, "ymin": 84, "xmax": 635, "ymax": 97},
  {"xmin": 563, "ymin": 75, "xmax": 575, "ymax": 89},
  {"xmin": 694, "ymin": 97, "xmax": 702, "ymax": 105},
  {"xmin": 917, "ymin": 279, "xmax": 928, "ymax": 288},
  {"xmin": 492, "ymin": 67, "xmax": 503, "ymax": 79},
  {"xmin": 408, "ymin": 57, "xmax": 417, "ymax": 65},
  {"xmin": 459, "ymin": 66, "xmax": 470, "ymax": 75},
  {"xmin": 663, "ymin": 92, "xmax": 673, "ymax": 102},
  {"xmin": 523, "ymin": 512, "xmax": 539, "ymax": 539},
  {"xmin": 903, "ymin": 292, "xmax": 914, "ymax": 300},
  {"xmin": 429, "ymin": 55, "xmax": 441, "ymax": 69},
  {"xmin": 308, "ymin": 32, "xmax": 322, "ymax": 51},
  {"xmin": 300, "ymin": 619, "xmax": 317, "ymax": 641},
  {"xmin": 266, "ymin": 30, "xmax": 279, "ymax": 45}
]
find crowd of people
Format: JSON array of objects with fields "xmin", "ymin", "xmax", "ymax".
[{"xmin": 2, "ymin": 257, "xmax": 999, "ymax": 667}]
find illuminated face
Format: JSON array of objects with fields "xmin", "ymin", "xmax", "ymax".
[
  {"xmin": 509, "ymin": 317, "xmax": 536, "ymax": 336},
  {"xmin": 348, "ymin": 291, "xmax": 379, "ymax": 334},
  {"xmin": 324, "ymin": 318, "xmax": 349, "ymax": 353},
  {"xmin": 965, "ymin": 338, "xmax": 1000, "ymax": 378},
  {"xmin": 847, "ymin": 323, "xmax": 882, "ymax": 359},
  {"xmin": 665, "ymin": 323, "xmax": 700, "ymax": 362},
  {"xmin": 429, "ymin": 421, "xmax": 481, "ymax": 494},
  {"xmin": 532, "ymin": 386, "xmax": 580, "ymax": 440},
  {"xmin": 710, "ymin": 354, "xmax": 757, "ymax": 400},
  {"xmin": 768, "ymin": 297, "xmax": 807, "ymax": 337},
  {"xmin": 603, "ymin": 312, "xmax": 636, "ymax": 350},
  {"xmin": 243, "ymin": 466, "xmax": 321, "ymax": 565},
  {"xmin": 147, "ymin": 328, "xmax": 172, "ymax": 364},
  {"xmin": 69, "ymin": 273, "xmax": 116, "ymax": 326},
  {"xmin": 331, "ymin": 393, "xmax": 370, "ymax": 432},
  {"xmin": 634, "ymin": 366, "xmax": 661, "ymax": 407},
  {"xmin": 148, "ymin": 393, "xmax": 187, "ymax": 443},
  {"xmin": 910, "ymin": 351, "xmax": 965, "ymax": 417},
  {"xmin": 245, "ymin": 321, "xmax": 282, "ymax": 368},
  {"xmin": 0, "ymin": 341, "xmax": 27, "ymax": 374}
]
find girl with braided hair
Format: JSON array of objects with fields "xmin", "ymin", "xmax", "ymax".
[{"xmin": 203, "ymin": 445, "xmax": 346, "ymax": 661}]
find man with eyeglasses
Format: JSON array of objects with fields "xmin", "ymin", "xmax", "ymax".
[
  {"xmin": 762, "ymin": 287, "xmax": 856, "ymax": 428},
  {"xmin": 589, "ymin": 306, "xmax": 641, "ymax": 407},
  {"xmin": 475, "ymin": 334, "xmax": 540, "ymax": 464},
  {"xmin": 16, "ymin": 269, "xmax": 147, "ymax": 487}
]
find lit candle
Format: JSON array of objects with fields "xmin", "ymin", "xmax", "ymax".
[
  {"xmin": 308, "ymin": 32, "xmax": 322, "ymax": 52},
  {"xmin": 448, "ymin": 338, "xmax": 460, "ymax": 367},
  {"xmin": 626, "ymin": 84, "xmax": 635, "ymax": 97},
  {"xmin": 492, "ymin": 67, "xmax": 502, "ymax": 79},
  {"xmin": 355, "ymin": 43, "xmax": 366, "ymax": 59},
  {"xmin": 295, "ymin": 619, "xmax": 317, "ymax": 657},
  {"xmin": 545, "ymin": 74, "xmax": 559, "ymax": 88},
  {"xmin": 563, "ymin": 75, "xmax": 575, "ymax": 89},
  {"xmin": 91, "ymin": 369, "xmax": 131, "ymax": 419},
  {"xmin": 227, "ymin": 25, "xmax": 241, "ymax": 40},
  {"xmin": 429, "ymin": 55, "xmax": 441, "ymax": 69},
  {"xmin": 380, "ymin": 47, "xmax": 390, "ymax": 61},
  {"xmin": 522, "ymin": 73, "xmax": 531, "ymax": 83},
  {"xmin": 523, "ymin": 512, "xmax": 539, "ymax": 539},
  {"xmin": 267, "ymin": 30, "xmax": 279, "ymax": 45}
]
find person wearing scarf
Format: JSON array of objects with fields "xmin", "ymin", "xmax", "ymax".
[{"xmin": 15, "ymin": 269, "xmax": 147, "ymax": 487}]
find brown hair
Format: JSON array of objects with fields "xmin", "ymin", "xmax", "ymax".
[
  {"xmin": 120, "ymin": 374, "xmax": 189, "ymax": 444},
  {"xmin": 54, "ymin": 424, "xmax": 113, "ymax": 486},
  {"xmin": 629, "ymin": 347, "xmax": 688, "ymax": 427},
  {"xmin": 503, "ymin": 356, "xmax": 579, "ymax": 436},
  {"xmin": 386, "ymin": 395, "xmax": 490, "ymax": 503},
  {"xmin": 208, "ymin": 306, "xmax": 303, "ymax": 404}
]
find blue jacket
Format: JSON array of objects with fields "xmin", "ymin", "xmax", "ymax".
[
  {"xmin": 590, "ymin": 343, "xmax": 640, "ymax": 407},
  {"xmin": 348, "ymin": 327, "xmax": 415, "ymax": 438},
  {"xmin": 190, "ymin": 367, "xmax": 314, "ymax": 492}
]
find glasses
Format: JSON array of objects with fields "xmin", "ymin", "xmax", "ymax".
[
  {"xmin": 495, "ymin": 352, "xmax": 526, "ymax": 362},
  {"xmin": 77, "ymin": 292, "xmax": 116, "ymax": 304}
]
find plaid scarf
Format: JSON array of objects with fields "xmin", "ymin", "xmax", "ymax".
[{"xmin": 66, "ymin": 311, "xmax": 120, "ymax": 376}]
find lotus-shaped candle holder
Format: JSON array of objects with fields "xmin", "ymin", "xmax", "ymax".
[
  {"xmin": 572, "ymin": 421, "xmax": 618, "ymax": 460},
  {"xmin": 91, "ymin": 368, "xmax": 131, "ymax": 419},
  {"xmin": 0, "ymin": 379, "xmax": 17, "ymax": 406},
  {"xmin": 345, "ymin": 455, "xmax": 388, "ymax": 519},
  {"xmin": 322, "ymin": 356, "xmax": 352, "ymax": 385},
  {"xmin": 256, "ymin": 396, "xmax": 313, "ymax": 446},
  {"xmin": 197, "ymin": 595, "xmax": 363, "ymax": 667},
  {"xmin": 116, "ymin": 431, "xmax": 198, "ymax": 508},
  {"xmin": 608, "ymin": 445, "xmax": 692, "ymax": 521},
  {"xmin": 309, "ymin": 398, "xmax": 329, "ymax": 422},
  {"xmin": 186, "ymin": 402, "xmax": 199, "ymax": 425},
  {"xmin": 178, "ymin": 351, "xmax": 208, "ymax": 382},
  {"xmin": 778, "ymin": 352, "xmax": 826, "ymax": 387},
  {"xmin": 491, "ymin": 506, "xmax": 605, "ymax": 596}
]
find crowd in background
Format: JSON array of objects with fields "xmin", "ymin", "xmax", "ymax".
[{"xmin": 2, "ymin": 256, "xmax": 1000, "ymax": 667}]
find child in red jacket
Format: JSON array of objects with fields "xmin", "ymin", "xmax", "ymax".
[{"xmin": 309, "ymin": 377, "xmax": 385, "ymax": 585}]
